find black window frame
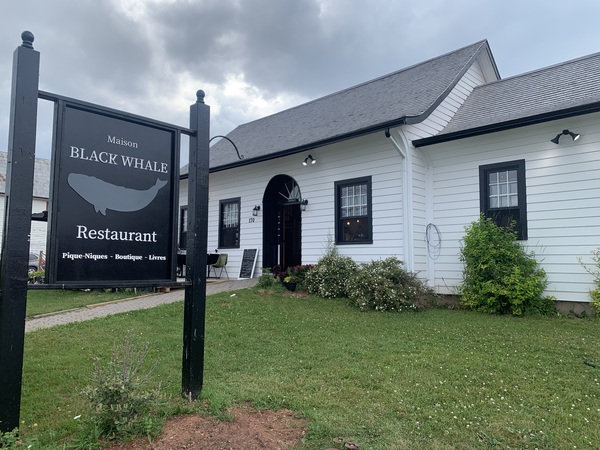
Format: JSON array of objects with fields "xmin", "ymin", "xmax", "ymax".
[
  {"xmin": 218, "ymin": 197, "xmax": 241, "ymax": 249},
  {"xmin": 335, "ymin": 176, "xmax": 373, "ymax": 245},
  {"xmin": 479, "ymin": 159, "xmax": 527, "ymax": 240}
]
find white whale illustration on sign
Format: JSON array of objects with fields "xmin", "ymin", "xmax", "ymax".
[{"xmin": 68, "ymin": 173, "xmax": 168, "ymax": 215}]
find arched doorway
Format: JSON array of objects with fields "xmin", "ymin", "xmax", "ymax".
[{"xmin": 262, "ymin": 175, "xmax": 302, "ymax": 271}]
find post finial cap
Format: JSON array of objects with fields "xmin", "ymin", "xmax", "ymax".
[{"xmin": 21, "ymin": 31, "xmax": 34, "ymax": 49}]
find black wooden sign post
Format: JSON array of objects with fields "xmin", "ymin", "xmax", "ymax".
[
  {"xmin": 182, "ymin": 91, "xmax": 210, "ymax": 399},
  {"xmin": 0, "ymin": 32, "xmax": 212, "ymax": 431},
  {"xmin": 0, "ymin": 32, "xmax": 40, "ymax": 432}
]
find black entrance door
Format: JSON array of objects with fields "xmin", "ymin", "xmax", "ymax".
[
  {"xmin": 281, "ymin": 204, "xmax": 301, "ymax": 269},
  {"xmin": 262, "ymin": 175, "xmax": 302, "ymax": 270}
]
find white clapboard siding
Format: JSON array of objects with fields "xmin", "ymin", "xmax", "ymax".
[
  {"xmin": 423, "ymin": 113, "xmax": 600, "ymax": 303},
  {"xmin": 408, "ymin": 61, "xmax": 487, "ymax": 140},
  {"xmin": 29, "ymin": 198, "xmax": 48, "ymax": 255},
  {"xmin": 177, "ymin": 58, "xmax": 493, "ymax": 282},
  {"xmin": 189, "ymin": 134, "xmax": 407, "ymax": 277},
  {"xmin": 0, "ymin": 195, "xmax": 47, "ymax": 256},
  {"xmin": 0, "ymin": 154, "xmax": 50, "ymax": 256},
  {"xmin": 404, "ymin": 60, "xmax": 488, "ymax": 280}
]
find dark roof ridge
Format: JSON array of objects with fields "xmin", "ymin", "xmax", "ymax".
[
  {"xmin": 472, "ymin": 48, "xmax": 600, "ymax": 89},
  {"xmin": 226, "ymin": 39, "xmax": 491, "ymax": 132}
]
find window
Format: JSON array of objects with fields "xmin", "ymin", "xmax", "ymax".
[
  {"xmin": 335, "ymin": 176, "xmax": 372, "ymax": 244},
  {"xmin": 219, "ymin": 198, "xmax": 240, "ymax": 248},
  {"xmin": 479, "ymin": 160, "xmax": 527, "ymax": 240},
  {"xmin": 179, "ymin": 207, "xmax": 188, "ymax": 249}
]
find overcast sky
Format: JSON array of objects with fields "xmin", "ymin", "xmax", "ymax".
[{"xmin": 1, "ymin": 0, "xmax": 600, "ymax": 164}]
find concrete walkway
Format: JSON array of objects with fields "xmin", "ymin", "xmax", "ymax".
[{"xmin": 25, "ymin": 278, "xmax": 257, "ymax": 333}]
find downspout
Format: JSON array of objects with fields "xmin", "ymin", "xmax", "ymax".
[{"xmin": 385, "ymin": 128, "xmax": 414, "ymax": 272}]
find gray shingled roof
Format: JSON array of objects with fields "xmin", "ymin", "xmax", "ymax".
[
  {"xmin": 181, "ymin": 40, "xmax": 492, "ymax": 175},
  {"xmin": 429, "ymin": 51, "xmax": 600, "ymax": 138},
  {"xmin": 0, "ymin": 152, "xmax": 50, "ymax": 198}
]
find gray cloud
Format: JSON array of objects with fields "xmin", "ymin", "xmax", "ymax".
[{"xmin": 1, "ymin": 0, "xmax": 600, "ymax": 164}]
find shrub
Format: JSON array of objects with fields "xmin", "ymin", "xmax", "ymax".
[
  {"xmin": 578, "ymin": 248, "xmax": 600, "ymax": 314},
  {"xmin": 0, "ymin": 429, "xmax": 21, "ymax": 449},
  {"xmin": 591, "ymin": 289, "xmax": 600, "ymax": 315},
  {"xmin": 0, "ymin": 428, "xmax": 37, "ymax": 449},
  {"xmin": 27, "ymin": 269, "xmax": 45, "ymax": 285},
  {"xmin": 304, "ymin": 245, "xmax": 358, "ymax": 299},
  {"xmin": 460, "ymin": 216, "xmax": 553, "ymax": 316},
  {"xmin": 348, "ymin": 256, "xmax": 433, "ymax": 311},
  {"xmin": 79, "ymin": 335, "xmax": 164, "ymax": 443},
  {"xmin": 257, "ymin": 268, "xmax": 278, "ymax": 289}
]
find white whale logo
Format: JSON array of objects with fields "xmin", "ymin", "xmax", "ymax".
[{"xmin": 68, "ymin": 173, "xmax": 168, "ymax": 215}]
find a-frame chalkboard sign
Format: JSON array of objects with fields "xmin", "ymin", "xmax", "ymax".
[{"xmin": 238, "ymin": 248, "xmax": 258, "ymax": 279}]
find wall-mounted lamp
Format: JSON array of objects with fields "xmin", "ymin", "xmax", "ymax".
[
  {"xmin": 551, "ymin": 129, "xmax": 580, "ymax": 144},
  {"xmin": 300, "ymin": 199, "xmax": 308, "ymax": 211},
  {"xmin": 302, "ymin": 155, "xmax": 316, "ymax": 166},
  {"xmin": 252, "ymin": 205, "xmax": 261, "ymax": 216}
]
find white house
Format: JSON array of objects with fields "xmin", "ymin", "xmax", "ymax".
[
  {"xmin": 180, "ymin": 40, "xmax": 600, "ymax": 312},
  {"xmin": 0, "ymin": 151, "xmax": 50, "ymax": 257}
]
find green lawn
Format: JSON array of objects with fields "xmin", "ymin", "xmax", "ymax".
[
  {"xmin": 20, "ymin": 288, "xmax": 600, "ymax": 449},
  {"xmin": 26, "ymin": 288, "xmax": 151, "ymax": 317}
]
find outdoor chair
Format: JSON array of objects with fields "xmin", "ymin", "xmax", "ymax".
[{"xmin": 210, "ymin": 253, "xmax": 229, "ymax": 279}]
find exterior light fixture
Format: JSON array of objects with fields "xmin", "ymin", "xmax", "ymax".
[
  {"xmin": 300, "ymin": 199, "xmax": 308, "ymax": 211},
  {"xmin": 302, "ymin": 155, "xmax": 316, "ymax": 166},
  {"xmin": 551, "ymin": 129, "xmax": 580, "ymax": 144},
  {"xmin": 252, "ymin": 205, "xmax": 261, "ymax": 216}
]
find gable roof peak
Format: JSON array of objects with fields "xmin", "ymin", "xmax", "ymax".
[
  {"xmin": 415, "ymin": 47, "xmax": 600, "ymax": 146},
  {"xmin": 202, "ymin": 39, "xmax": 497, "ymax": 172},
  {"xmin": 240, "ymin": 39, "xmax": 493, "ymax": 127}
]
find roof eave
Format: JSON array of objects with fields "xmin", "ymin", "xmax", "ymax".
[
  {"xmin": 413, "ymin": 102, "xmax": 600, "ymax": 148},
  {"xmin": 180, "ymin": 117, "xmax": 408, "ymax": 178}
]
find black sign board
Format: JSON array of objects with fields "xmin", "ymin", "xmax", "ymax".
[
  {"xmin": 238, "ymin": 249, "xmax": 258, "ymax": 279},
  {"xmin": 47, "ymin": 104, "xmax": 178, "ymax": 285}
]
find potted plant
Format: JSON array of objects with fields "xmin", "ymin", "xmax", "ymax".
[{"xmin": 282, "ymin": 275, "xmax": 298, "ymax": 291}]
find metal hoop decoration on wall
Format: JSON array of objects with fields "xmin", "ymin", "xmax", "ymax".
[{"xmin": 209, "ymin": 135, "xmax": 244, "ymax": 160}]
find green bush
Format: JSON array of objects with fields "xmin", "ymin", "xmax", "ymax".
[
  {"xmin": 347, "ymin": 256, "xmax": 433, "ymax": 311},
  {"xmin": 459, "ymin": 216, "xmax": 553, "ymax": 316},
  {"xmin": 591, "ymin": 289, "xmax": 600, "ymax": 315},
  {"xmin": 27, "ymin": 269, "xmax": 45, "ymax": 285},
  {"xmin": 0, "ymin": 428, "xmax": 37, "ymax": 449},
  {"xmin": 79, "ymin": 335, "xmax": 164, "ymax": 444},
  {"xmin": 257, "ymin": 268, "xmax": 278, "ymax": 289},
  {"xmin": 0, "ymin": 429, "xmax": 21, "ymax": 449},
  {"xmin": 304, "ymin": 245, "xmax": 358, "ymax": 299},
  {"xmin": 579, "ymin": 248, "xmax": 600, "ymax": 314}
]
